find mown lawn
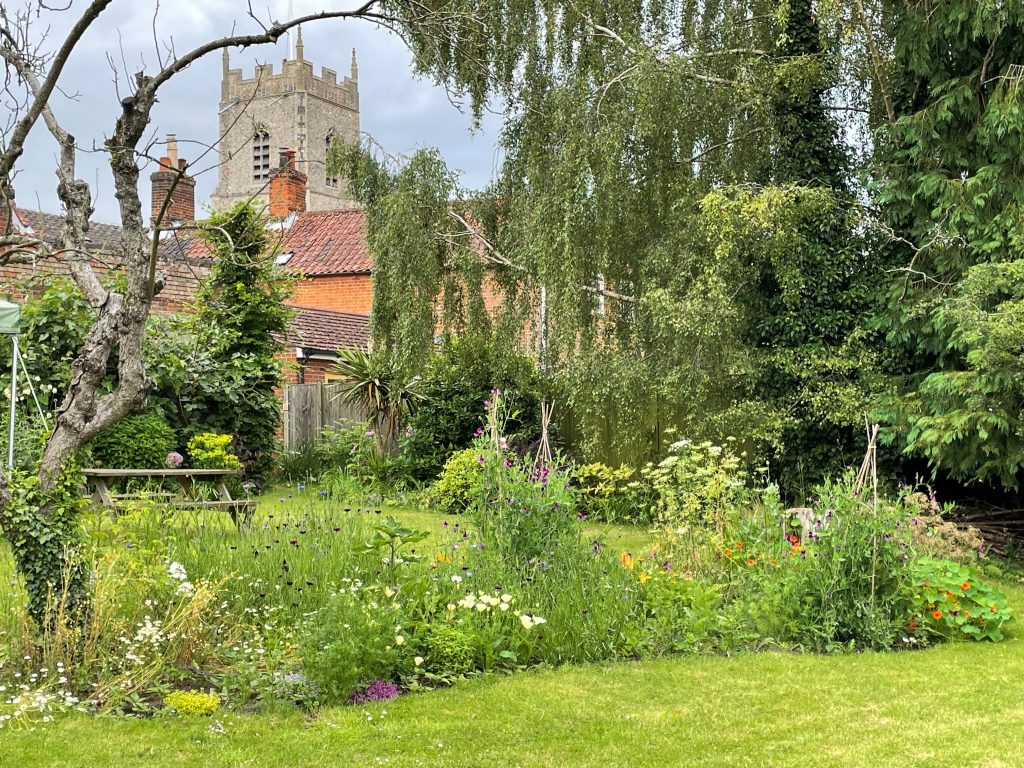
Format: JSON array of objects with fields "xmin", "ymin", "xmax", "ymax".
[{"xmin": 5, "ymin": 617, "xmax": 1024, "ymax": 767}]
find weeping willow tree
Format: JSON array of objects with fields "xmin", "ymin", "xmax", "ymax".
[{"xmin": 333, "ymin": 0, "xmax": 897, "ymax": 485}]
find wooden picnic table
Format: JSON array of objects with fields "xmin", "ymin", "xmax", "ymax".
[{"xmin": 82, "ymin": 467, "xmax": 256, "ymax": 526}]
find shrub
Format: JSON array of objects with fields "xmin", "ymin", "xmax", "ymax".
[
  {"xmin": 422, "ymin": 625, "xmax": 475, "ymax": 676},
  {"xmin": 401, "ymin": 336, "xmax": 542, "ymax": 480},
  {"xmin": 187, "ymin": 432, "xmax": 242, "ymax": 471},
  {"xmin": 164, "ymin": 690, "xmax": 220, "ymax": 716},
  {"xmin": 425, "ymin": 448, "xmax": 484, "ymax": 515},
  {"xmin": 89, "ymin": 412, "xmax": 176, "ymax": 469},
  {"xmin": 729, "ymin": 477, "xmax": 917, "ymax": 652},
  {"xmin": 190, "ymin": 203, "xmax": 291, "ymax": 481},
  {"xmin": 644, "ymin": 437, "xmax": 749, "ymax": 531},
  {"xmin": 574, "ymin": 462, "xmax": 648, "ymax": 523},
  {"xmin": 277, "ymin": 423, "xmax": 370, "ymax": 481},
  {"xmin": 470, "ymin": 393, "xmax": 578, "ymax": 570}
]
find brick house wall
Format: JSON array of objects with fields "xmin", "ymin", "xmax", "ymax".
[
  {"xmin": 291, "ymin": 273, "xmax": 373, "ymax": 315},
  {"xmin": 0, "ymin": 248, "xmax": 208, "ymax": 314}
]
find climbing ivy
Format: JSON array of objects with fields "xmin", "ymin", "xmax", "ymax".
[
  {"xmin": 0, "ymin": 464, "xmax": 88, "ymax": 632},
  {"xmin": 190, "ymin": 203, "xmax": 293, "ymax": 482}
]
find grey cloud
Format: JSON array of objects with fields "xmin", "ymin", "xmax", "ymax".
[{"xmin": 11, "ymin": 1, "xmax": 502, "ymax": 224}]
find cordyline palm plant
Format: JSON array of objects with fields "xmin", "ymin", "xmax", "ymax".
[{"xmin": 328, "ymin": 348, "xmax": 424, "ymax": 455}]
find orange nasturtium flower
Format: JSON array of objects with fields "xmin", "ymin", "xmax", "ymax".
[
  {"xmin": 932, "ymin": 610, "xmax": 943, "ymax": 620},
  {"xmin": 724, "ymin": 548, "xmax": 733, "ymax": 556},
  {"xmin": 964, "ymin": 610, "xmax": 971, "ymax": 618},
  {"xmin": 961, "ymin": 582, "xmax": 971, "ymax": 591},
  {"xmin": 736, "ymin": 541, "xmax": 744, "ymax": 549},
  {"xmin": 746, "ymin": 558, "xmax": 755, "ymax": 566},
  {"xmin": 990, "ymin": 605, "xmax": 998, "ymax": 613},
  {"xmin": 908, "ymin": 617, "xmax": 917, "ymax": 631}
]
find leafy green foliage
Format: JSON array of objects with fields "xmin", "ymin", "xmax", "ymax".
[
  {"xmin": 910, "ymin": 558, "xmax": 1013, "ymax": 642},
  {"xmin": 186, "ymin": 433, "xmax": 241, "ymax": 471},
  {"xmin": 872, "ymin": 2, "xmax": 1024, "ymax": 489},
  {"xmin": 0, "ymin": 277, "xmax": 91, "ymax": 411},
  {"xmin": 332, "ymin": 2, "xmax": 889, "ymax": 493},
  {"xmin": 471, "ymin": 395, "xmax": 578, "ymax": 570},
  {"xmin": 190, "ymin": 203, "xmax": 291, "ymax": 482},
  {"xmin": 402, "ymin": 336, "xmax": 541, "ymax": 480},
  {"xmin": 89, "ymin": 412, "xmax": 176, "ymax": 470},
  {"xmin": 0, "ymin": 466, "xmax": 88, "ymax": 630},
  {"xmin": 329, "ymin": 347, "xmax": 423, "ymax": 454},
  {"xmin": 425, "ymin": 448, "xmax": 484, "ymax": 516},
  {"xmin": 742, "ymin": 478, "xmax": 917, "ymax": 652},
  {"xmin": 0, "ymin": 412, "xmax": 49, "ymax": 472},
  {"xmin": 421, "ymin": 625, "xmax": 475, "ymax": 677},
  {"xmin": 276, "ymin": 423, "xmax": 368, "ymax": 482},
  {"xmin": 573, "ymin": 462, "xmax": 647, "ymax": 524},
  {"xmin": 163, "ymin": 690, "xmax": 220, "ymax": 716},
  {"xmin": 300, "ymin": 584, "xmax": 408, "ymax": 704}
]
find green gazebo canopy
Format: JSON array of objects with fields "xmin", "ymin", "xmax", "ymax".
[{"xmin": 0, "ymin": 300, "xmax": 19, "ymax": 335}]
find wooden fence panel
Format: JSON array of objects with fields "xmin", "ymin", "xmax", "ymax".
[{"xmin": 284, "ymin": 382, "xmax": 365, "ymax": 451}]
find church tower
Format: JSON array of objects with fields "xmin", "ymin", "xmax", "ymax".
[{"xmin": 211, "ymin": 32, "xmax": 360, "ymax": 212}]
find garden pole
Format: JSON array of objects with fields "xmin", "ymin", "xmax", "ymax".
[{"xmin": 7, "ymin": 335, "xmax": 17, "ymax": 469}]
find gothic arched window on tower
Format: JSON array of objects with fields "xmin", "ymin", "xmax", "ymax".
[
  {"xmin": 252, "ymin": 129, "xmax": 271, "ymax": 181},
  {"xmin": 325, "ymin": 130, "xmax": 339, "ymax": 188}
]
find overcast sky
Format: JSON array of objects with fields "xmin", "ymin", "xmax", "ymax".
[{"xmin": 12, "ymin": 0, "xmax": 503, "ymax": 225}]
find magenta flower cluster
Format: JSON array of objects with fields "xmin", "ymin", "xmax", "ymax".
[{"xmin": 348, "ymin": 680, "xmax": 400, "ymax": 704}]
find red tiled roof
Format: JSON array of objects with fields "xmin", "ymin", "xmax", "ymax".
[
  {"xmin": 281, "ymin": 209, "xmax": 370, "ymax": 275},
  {"xmin": 169, "ymin": 209, "xmax": 371, "ymax": 275},
  {"xmin": 13, "ymin": 206, "xmax": 211, "ymax": 265},
  {"xmin": 284, "ymin": 304, "xmax": 369, "ymax": 352}
]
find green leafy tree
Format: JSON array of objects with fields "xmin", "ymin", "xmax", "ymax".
[
  {"xmin": 871, "ymin": 1, "xmax": 1024, "ymax": 489},
  {"xmin": 332, "ymin": 2, "xmax": 887, "ymax": 491}
]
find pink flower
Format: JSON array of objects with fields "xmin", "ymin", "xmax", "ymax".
[{"xmin": 166, "ymin": 451, "xmax": 184, "ymax": 469}]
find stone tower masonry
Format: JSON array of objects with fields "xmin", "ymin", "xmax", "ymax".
[{"xmin": 210, "ymin": 29, "xmax": 360, "ymax": 213}]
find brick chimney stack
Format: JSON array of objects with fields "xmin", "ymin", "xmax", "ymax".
[
  {"xmin": 268, "ymin": 148, "xmax": 307, "ymax": 218},
  {"xmin": 150, "ymin": 133, "xmax": 196, "ymax": 229}
]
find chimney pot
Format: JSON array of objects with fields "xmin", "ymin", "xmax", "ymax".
[{"xmin": 166, "ymin": 134, "xmax": 178, "ymax": 167}]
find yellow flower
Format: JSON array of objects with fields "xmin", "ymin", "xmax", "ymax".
[
  {"xmin": 620, "ymin": 551, "xmax": 634, "ymax": 570},
  {"xmin": 436, "ymin": 553, "xmax": 451, "ymax": 564},
  {"xmin": 638, "ymin": 571, "xmax": 651, "ymax": 584}
]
